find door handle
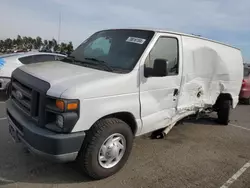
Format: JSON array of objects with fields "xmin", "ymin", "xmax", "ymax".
[{"xmin": 173, "ymin": 89, "xmax": 179, "ymax": 96}]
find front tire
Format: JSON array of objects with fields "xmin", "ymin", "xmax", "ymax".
[
  {"xmin": 217, "ymin": 99, "xmax": 231, "ymax": 125},
  {"xmin": 77, "ymin": 118, "xmax": 134, "ymax": 180}
]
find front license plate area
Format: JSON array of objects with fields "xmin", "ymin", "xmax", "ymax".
[{"xmin": 8, "ymin": 118, "xmax": 21, "ymax": 143}]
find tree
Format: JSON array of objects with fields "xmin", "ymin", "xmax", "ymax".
[
  {"xmin": 66, "ymin": 41, "xmax": 74, "ymax": 54},
  {"xmin": 12, "ymin": 39, "xmax": 17, "ymax": 47},
  {"xmin": 35, "ymin": 36, "xmax": 42, "ymax": 49},
  {"xmin": 0, "ymin": 35, "xmax": 74, "ymax": 54},
  {"xmin": 0, "ymin": 40, "xmax": 4, "ymax": 51},
  {"xmin": 16, "ymin": 35, "xmax": 22, "ymax": 46},
  {"xmin": 27, "ymin": 37, "xmax": 33, "ymax": 44},
  {"xmin": 43, "ymin": 40, "xmax": 48, "ymax": 46},
  {"xmin": 22, "ymin": 36, "xmax": 28, "ymax": 48},
  {"xmin": 59, "ymin": 42, "xmax": 67, "ymax": 54},
  {"xmin": 4, "ymin": 38, "xmax": 12, "ymax": 49},
  {"xmin": 51, "ymin": 38, "xmax": 58, "ymax": 52},
  {"xmin": 32, "ymin": 38, "xmax": 36, "ymax": 49},
  {"xmin": 48, "ymin": 40, "xmax": 54, "ymax": 52}
]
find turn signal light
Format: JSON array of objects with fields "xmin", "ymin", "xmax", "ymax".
[
  {"xmin": 56, "ymin": 99, "xmax": 65, "ymax": 110},
  {"xmin": 56, "ymin": 99, "xmax": 78, "ymax": 111},
  {"xmin": 67, "ymin": 102, "xmax": 78, "ymax": 110}
]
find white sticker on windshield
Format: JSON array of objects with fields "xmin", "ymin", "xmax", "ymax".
[{"xmin": 126, "ymin": 37, "xmax": 146, "ymax": 44}]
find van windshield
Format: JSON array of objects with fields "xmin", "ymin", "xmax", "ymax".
[{"xmin": 63, "ymin": 29, "xmax": 155, "ymax": 73}]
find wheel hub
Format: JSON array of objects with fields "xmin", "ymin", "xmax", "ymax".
[
  {"xmin": 98, "ymin": 133, "xmax": 126, "ymax": 169},
  {"xmin": 106, "ymin": 143, "xmax": 119, "ymax": 159}
]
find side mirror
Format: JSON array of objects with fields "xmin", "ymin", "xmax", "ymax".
[{"xmin": 144, "ymin": 59, "xmax": 168, "ymax": 77}]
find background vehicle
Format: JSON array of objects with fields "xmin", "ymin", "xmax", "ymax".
[
  {"xmin": 239, "ymin": 65, "xmax": 250, "ymax": 104},
  {"xmin": 6, "ymin": 28, "xmax": 243, "ymax": 180},
  {"xmin": 0, "ymin": 52, "xmax": 65, "ymax": 95}
]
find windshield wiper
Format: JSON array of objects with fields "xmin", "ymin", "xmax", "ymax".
[
  {"xmin": 62, "ymin": 55, "xmax": 76, "ymax": 63},
  {"xmin": 84, "ymin": 57, "xmax": 114, "ymax": 72},
  {"xmin": 63, "ymin": 56, "xmax": 90, "ymax": 66},
  {"xmin": 62, "ymin": 56, "xmax": 114, "ymax": 72}
]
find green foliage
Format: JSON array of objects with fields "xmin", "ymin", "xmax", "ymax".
[{"xmin": 0, "ymin": 35, "xmax": 74, "ymax": 54}]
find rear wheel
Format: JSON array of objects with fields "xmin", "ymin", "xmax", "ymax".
[
  {"xmin": 245, "ymin": 98, "xmax": 250, "ymax": 105},
  {"xmin": 217, "ymin": 99, "xmax": 231, "ymax": 125},
  {"xmin": 77, "ymin": 118, "xmax": 134, "ymax": 180}
]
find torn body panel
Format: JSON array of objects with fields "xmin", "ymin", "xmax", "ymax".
[{"xmin": 177, "ymin": 36, "xmax": 243, "ymax": 112}]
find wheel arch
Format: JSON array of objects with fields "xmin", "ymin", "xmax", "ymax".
[
  {"xmin": 214, "ymin": 93, "xmax": 233, "ymax": 109},
  {"xmin": 99, "ymin": 112, "xmax": 138, "ymax": 135}
]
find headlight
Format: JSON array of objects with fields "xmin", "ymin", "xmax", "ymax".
[
  {"xmin": 48, "ymin": 112, "xmax": 78, "ymax": 133},
  {"xmin": 45, "ymin": 97, "xmax": 80, "ymax": 133}
]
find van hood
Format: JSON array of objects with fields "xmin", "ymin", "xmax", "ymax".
[{"xmin": 19, "ymin": 61, "xmax": 123, "ymax": 98}]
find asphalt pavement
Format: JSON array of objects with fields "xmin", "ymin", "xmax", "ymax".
[{"xmin": 0, "ymin": 92, "xmax": 250, "ymax": 188}]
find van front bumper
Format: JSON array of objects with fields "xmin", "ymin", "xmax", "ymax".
[{"xmin": 6, "ymin": 99, "xmax": 85, "ymax": 163}]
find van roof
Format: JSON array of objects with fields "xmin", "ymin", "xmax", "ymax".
[{"xmin": 107, "ymin": 27, "xmax": 240, "ymax": 50}]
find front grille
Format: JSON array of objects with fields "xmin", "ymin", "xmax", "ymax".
[
  {"xmin": 11, "ymin": 78, "xmax": 40, "ymax": 119},
  {"xmin": 10, "ymin": 68, "xmax": 50, "ymax": 126}
]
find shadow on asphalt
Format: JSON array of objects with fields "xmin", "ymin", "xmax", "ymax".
[
  {"xmin": 238, "ymin": 100, "xmax": 250, "ymax": 105},
  {"xmin": 184, "ymin": 117, "xmax": 221, "ymax": 126},
  {"xmin": 0, "ymin": 158, "xmax": 95, "ymax": 186}
]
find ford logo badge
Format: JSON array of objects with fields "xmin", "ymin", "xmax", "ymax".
[{"xmin": 16, "ymin": 90, "xmax": 24, "ymax": 100}]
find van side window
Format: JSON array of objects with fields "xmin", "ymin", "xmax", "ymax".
[{"xmin": 145, "ymin": 37, "xmax": 179, "ymax": 76}]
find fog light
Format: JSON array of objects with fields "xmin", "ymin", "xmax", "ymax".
[{"xmin": 56, "ymin": 115, "xmax": 64, "ymax": 128}]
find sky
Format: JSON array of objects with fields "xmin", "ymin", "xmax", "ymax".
[{"xmin": 0, "ymin": 0, "xmax": 249, "ymax": 61}]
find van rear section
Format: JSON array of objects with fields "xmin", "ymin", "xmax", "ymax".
[{"xmin": 177, "ymin": 35, "xmax": 243, "ymax": 111}]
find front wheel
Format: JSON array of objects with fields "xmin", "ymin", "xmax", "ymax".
[{"xmin": 77, "ymin": 118, "xmax": 134, "ymax": 180}]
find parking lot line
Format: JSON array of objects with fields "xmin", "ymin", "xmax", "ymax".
[
  {"xmin": 220, "ymin": 161, "xmax": 250, "ymax": 188},
  {"xmin": 229, "ymin": 123, "xmax": 250, "ymax": 131},
  {"xmin": 0, "ymin": 117, "xmax": 7, "ymax": 121}
]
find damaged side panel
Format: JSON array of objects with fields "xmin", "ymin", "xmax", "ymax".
[
  {"xmin": 177, "ymin": 36, "xmax": 243, "ymax": 112},
  {"xmin": 139, "ymin": 33, "xmax": 243, "ymax": 136}
]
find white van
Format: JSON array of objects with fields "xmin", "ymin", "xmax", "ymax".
[{"xmin": 6, "ymin": 28, "xmax": 243, "ymax": 179}]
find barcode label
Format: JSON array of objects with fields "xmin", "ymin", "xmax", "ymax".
[{"xmin": 126, "ymin": 37, "xmax": 146, "ymax": 44}]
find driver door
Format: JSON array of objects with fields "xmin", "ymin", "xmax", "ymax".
[{"xmin": 139, "ymin": 34, "xmax": 182, "ymax": 135}]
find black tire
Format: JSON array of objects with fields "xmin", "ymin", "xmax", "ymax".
[
  {"xmin": 217, "ymin": 99, "xmax": 231, "ymax": 125},
  {"xmin": 77, "ymin": 118, "xmax": 134, "ymax": 180},
  {"xmin": 245, "ymin": 98, "xmax": 250, "ymax": 105}
]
